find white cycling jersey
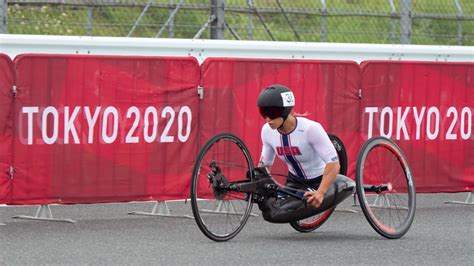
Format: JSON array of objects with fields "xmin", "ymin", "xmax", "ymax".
[{"xmin": 259, "ymin": 117, "xmax": 338, "ymax": 180}]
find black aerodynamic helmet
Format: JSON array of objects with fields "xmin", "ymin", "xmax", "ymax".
[{"xmin": 257, "ymin": 84, "xmax": 295, "ymax": 119}]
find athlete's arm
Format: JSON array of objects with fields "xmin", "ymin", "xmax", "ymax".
[
  {"xmin": 304, "ymin": 123, "xmax": 340, "ymax": 207},
  {"xmin": 258, "ymin": 125, "xmax": 276, "ymax": 174},
  {"xmin": 305, "ymin": 161, "xmax": 339, "ymax": 207}
]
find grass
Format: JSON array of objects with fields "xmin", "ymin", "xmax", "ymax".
[{"xmin": 6, "ymin": 0, "xmax": 474, "ymax": 45}]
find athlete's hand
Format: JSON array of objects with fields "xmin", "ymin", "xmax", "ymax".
[{"xmin": 304, "ymin": 190, "xmax": 325, "ymax": 208}]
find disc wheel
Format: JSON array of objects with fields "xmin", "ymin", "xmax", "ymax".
[
  {"xmin": 289, "ymin": 133, "xmax": 347, "ymax": 233},
  {"xmin": 356, "ymin": 136, "xmax": 416, "ymax": 239},
  {"xmin": 191, "ymin": 133, "xmax": 254, "ymax": 242}
]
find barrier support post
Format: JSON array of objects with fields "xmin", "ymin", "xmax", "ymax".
[
  {"xmin": 13, "ymin": 205, "xmax": 76, "ymax": 223},
  {"xmin": 334, "ymin": 193, "xmax": 358, "ymax": 213},
  {"xmin": 128, "ymin": 201, "xmax": 193, "ymax": 219},
  {"xmin": 444, "ymin": 192, "xmax": 473, "ymax": 206}
]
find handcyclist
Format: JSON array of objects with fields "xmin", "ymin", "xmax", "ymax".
[{"xmin": 255, "ymin": 84, "xmax": 355, "ymax": 223}]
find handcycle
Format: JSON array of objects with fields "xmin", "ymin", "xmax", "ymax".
[{"xmin": 190, "ymin": 133, "xmax": 416, "ymax": 242}]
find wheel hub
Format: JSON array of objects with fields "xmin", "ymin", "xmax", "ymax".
[{"xmin": 207, "ymin": 162, "xmax": 229, "ymax": 200}]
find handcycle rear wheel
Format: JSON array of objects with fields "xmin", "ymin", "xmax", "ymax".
[
  {"xmin": 190, "ymin": 133, "xmax": 254, "ymax": 242},
  {"xmin": 356, "ymin": 136, "xmax": 416, "ymax": 239},
  {"xmin": 289, "ymin": 133, "xmax": 347, "ymax": 233},
  {"xmin": 328, "ymin": 133, "xmax": 348, "ymax": 176}
]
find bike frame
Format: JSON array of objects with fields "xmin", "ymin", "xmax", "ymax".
[{"xmin": 209, "ymin": 165, "xmax": 388, "ymax": 205}]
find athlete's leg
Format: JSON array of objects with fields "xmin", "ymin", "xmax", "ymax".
[{"xmin": 261, "ymin": 175, "xmax": 355, "ymax": 223}]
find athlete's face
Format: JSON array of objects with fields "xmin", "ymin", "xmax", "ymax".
[{"xmin": 265, "ymin": 116, "xmax": 284, "ymax": 129}]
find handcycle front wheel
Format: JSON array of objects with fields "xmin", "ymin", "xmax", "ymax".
[
  {"xmin": 356, "ymin": 136, "xmax": 416, "ymax": 239},
  {"xmin": 289, "ymin": 133, "xmax": 347, "ymax": 233},
  {"xmin": 190, "ymin": 133, "xmax": 255, "ymax": 242}
]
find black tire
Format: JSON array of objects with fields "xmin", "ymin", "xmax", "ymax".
[
  {"xmin": 328, "ymin": 133, "xmax": 348, "ymax": 176},
  {"xmin": 289, "ymin": 133, "xmax": 347, "ymax": 233},
  {"xmin": 289, "ymin": 207, "xmax": 335, "ymax": 233},
  {"xmin": 356, "ymin": 136, "xmax": 416, "ymax": 239},
  {"xmin": 190, "ymin": 133, "xmax": 254, "ymax": 242}
]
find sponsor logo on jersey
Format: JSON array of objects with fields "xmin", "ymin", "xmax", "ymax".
[{"xmin": 276, "ymin": 146, "xmax": 302, "ymax": 156}]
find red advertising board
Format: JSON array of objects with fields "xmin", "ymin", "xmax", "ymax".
[
  {"xmin": 200, "ymin": 58, "xmax": 362, "ymax": 178},
  {"xmin": 361, "ymin": 61, "xmax": 474, "ymax": 192},
  {"xmin": 1, "ymin": 55, "xmax": 472, "ymax": 206},
  {"xmin": 11, "ymin": 54, "xmax": 200, "ymax": 204},
  {"xmin": 0, "ymin": 54, "xmax": 13, "ymax": 203}
]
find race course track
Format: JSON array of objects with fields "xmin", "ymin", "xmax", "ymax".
[{"xmin": 1, "ymin": 193, "xmax": 473, "ymax": 265}]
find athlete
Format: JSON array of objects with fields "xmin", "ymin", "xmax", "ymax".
[{"xmin": 256, "ymin": 84, "xmax": 354, "ymax": 223}]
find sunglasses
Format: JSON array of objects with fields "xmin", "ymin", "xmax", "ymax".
[{"xmin": 259, "ymin": 106, "xmax": 285, "ymax": 119}]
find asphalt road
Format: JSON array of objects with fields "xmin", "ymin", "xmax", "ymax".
[{"xmin": 1, "ymin": 193, "xmax": 473, "ymax": 265}]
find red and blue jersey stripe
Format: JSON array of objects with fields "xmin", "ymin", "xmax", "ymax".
[{"xmin": 280, "ymin": 134, "xmax": 307, "ymax": 179}]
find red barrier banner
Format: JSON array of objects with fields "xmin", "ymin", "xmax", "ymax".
[
  {"xmin": 12, "ymin": 54, "xmax": 200, "ymax": 204},
  {"xmin": 361, "ymin": 61, "xmax": 474, "ymax": 192},
  {"xmin": 0, "ymin": 54, "xmax": 14, "ymax": 203},
  {"xmin": 201, "ymin": 58, "xmax": 362, "ymax": 178}
]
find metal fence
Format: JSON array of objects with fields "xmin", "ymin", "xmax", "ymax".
[{"xmin": 2, "ymin": 0, "xmax": 474, "ymax": 45}]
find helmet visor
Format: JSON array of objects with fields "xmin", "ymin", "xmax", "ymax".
[{"xmin": 259, "ymin": 106, "xmax": 285, "ymax": 119}]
